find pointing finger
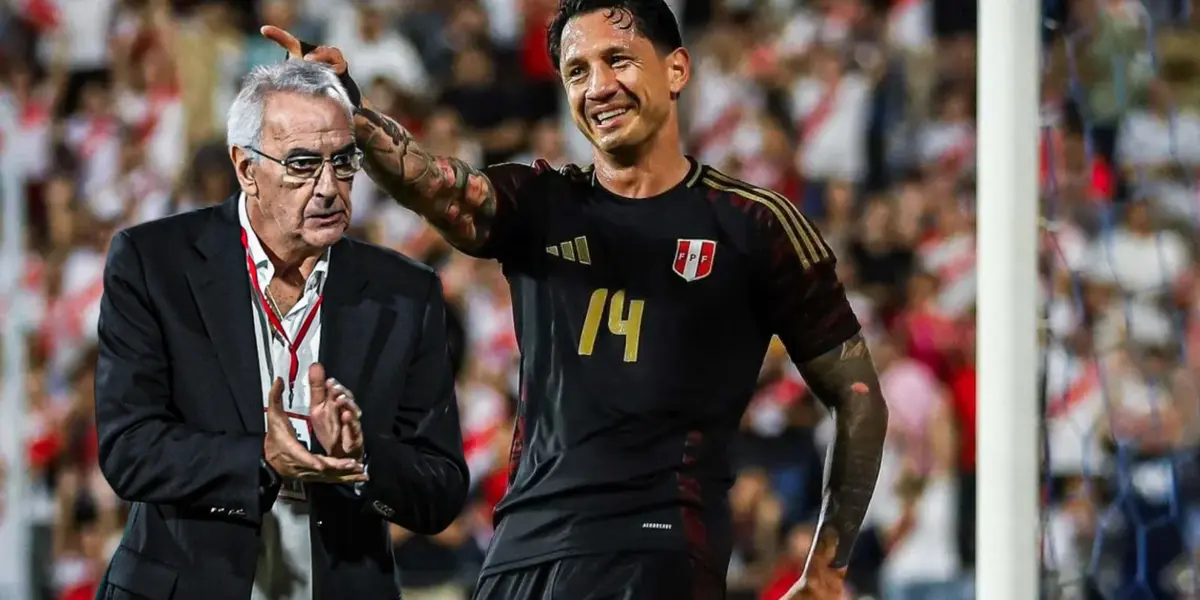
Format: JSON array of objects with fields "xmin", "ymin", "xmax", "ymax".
[
  {"xmin": 328, "ymin": 379, "xmax": 361, "ymax": 419},
  {"xmin": 260, "ymin": 25, "xmax": 302, "ymax": 58}
]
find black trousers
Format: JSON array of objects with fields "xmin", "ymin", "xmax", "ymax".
[{"xmin": 472, "ymin": 551, "xmax": 724, "ymax": 600}]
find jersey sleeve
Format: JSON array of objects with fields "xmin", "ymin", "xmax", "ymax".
[
  {"xmin": 753, "ymin": 198, "xmax": 861, "ymax": 364},
  {"xmin": 472, "ymin": 160, "xmax": 555, "ymax": 262}
]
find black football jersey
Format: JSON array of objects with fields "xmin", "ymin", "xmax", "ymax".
[{"xmin": 471, "ymin": 158, "xmax": 860, "ymax": 576}]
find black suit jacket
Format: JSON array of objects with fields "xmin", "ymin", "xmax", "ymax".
[{"xmin": 93, "ymin": 196, "xmax": 469, "ymax": 600}]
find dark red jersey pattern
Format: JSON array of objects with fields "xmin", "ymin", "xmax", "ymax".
[{"xmin": 471, "ymin": 158, "xmax": 861, "ymax": 584}]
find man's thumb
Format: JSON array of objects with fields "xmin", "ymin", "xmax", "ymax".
[
  {"xmin": 268, "ymin": 378, "xmax": 285, "ymax": 411},
  {"xmin": 308, "ymin": 363, "xmax": 326, "ymax": 405}
]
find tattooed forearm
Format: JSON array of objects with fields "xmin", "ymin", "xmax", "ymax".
[
  {"xmin": 798, "ymin": 332, "xmax": 889, "ymax": 568},
  {"xmin": 353, "ymin": 107, "xmax": 496, "ymax": 251}
]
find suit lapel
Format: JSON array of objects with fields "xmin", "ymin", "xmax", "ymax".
[
  {"xmin": 319, "ymin": 238, "xmax": 385, "ymax": 396},
  {"xmin": 186, "ymin": 196, "xmax": 264, "ymax": 433}
]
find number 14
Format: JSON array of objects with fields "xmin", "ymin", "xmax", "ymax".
[{"xmin": 577, "ymin": 288, "xmax": 644, "ymax": 363}]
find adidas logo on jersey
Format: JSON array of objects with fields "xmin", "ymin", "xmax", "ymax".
[{"xmin": 547, "ymin": 236, "xmax": 592, "ymax": 264}]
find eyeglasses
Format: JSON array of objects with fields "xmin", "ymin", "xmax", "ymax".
[{"xmin": 245, "ymin": 147, "xmax": 364, "ymax": 180}]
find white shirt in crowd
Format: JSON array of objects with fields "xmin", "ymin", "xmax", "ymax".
[
  {"xmin": 868, "ymin": 445, "xmax": 961, "ymax": 588},
  {"xmin": 36, "ymin": 0, "xmax": 119, "ymax": 71},
  {"xmin": 1043, "ymin": 343, "xmax": 1109, "ymax": 476},
  {"xmin": 325, "ymin": 6, "xmax": 431, "ymax": 99},
  {"xmin": 886, "ymin": 0, "xmax": 932, "ymax": 52},
  {"xmin": 1085, "ymin": 228, "xmax": 1188, "ymax": 346},
  {"xmin": 789, "ymin": 73, "xmax": 871, "ymax": 183},
  {"xmin": 240, "ymin": 194, "xmax": 328, "ymax": 600},
  {"xmin": 688, "ymin": 58, "xmax": 762, "ymax": 169},
  {"xmin": 1116, "ymin": 109, "xmax": 1200, "ymax": 220}
]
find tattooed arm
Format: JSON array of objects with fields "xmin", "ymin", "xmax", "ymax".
[
  {"xmin": 353, "ymin": 107, "xmax": 503, "ymax": 253},
  {"xmin": 260, "ymin": 27, "xmax": 533, "ymax": 255},
  {"xmin": 797, "ymin": 332, "xmax": 888, "ymax": 567},
  {"xmin": 751, "ymin": 194, "xmax": 888, "ymax": 570}
]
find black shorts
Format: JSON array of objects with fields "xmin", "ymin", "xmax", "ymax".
[{"xmin": 471, "ymin": 551, "xmax": 725, "ymax": 600}]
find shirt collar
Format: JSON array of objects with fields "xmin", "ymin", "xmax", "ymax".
[{"xmin": 238, "ymin": 193, "xmax": 330, "ymax": 295}]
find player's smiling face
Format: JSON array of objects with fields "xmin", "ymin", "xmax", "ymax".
[{"xmin": 558, "ymin": 10, "xmax": 688, "ymax": 153}]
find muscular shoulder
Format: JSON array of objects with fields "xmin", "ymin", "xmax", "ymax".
[{"xmin": 695, "ymin": 167, "xmax": 834, "ymax": 268}]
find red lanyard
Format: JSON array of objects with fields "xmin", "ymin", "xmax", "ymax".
[{"xmin": 240, "ymin": 228, "xmax": 324, "ymax": 397}]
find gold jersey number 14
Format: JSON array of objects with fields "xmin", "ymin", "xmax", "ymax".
[{"xmin": 577, "ymin": 288, "xmax": 644, "ymax": 362}]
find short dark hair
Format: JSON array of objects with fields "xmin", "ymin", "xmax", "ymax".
[{"xmin": 547, "ymin": 0, "xmax": 684, "ymax": 72}]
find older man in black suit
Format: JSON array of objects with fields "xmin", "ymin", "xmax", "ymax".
[{"xmin": 93, "ymin": 59, "xmax": 468, "ymax": 600}]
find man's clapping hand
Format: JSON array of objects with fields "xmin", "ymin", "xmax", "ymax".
[
  {"xmin": 308, "ymin": 363, "xmax": 365, "ymax": 460},
  {"xmin": 264, "ymin": 378, "xmax": 366, "ymax": 484}
]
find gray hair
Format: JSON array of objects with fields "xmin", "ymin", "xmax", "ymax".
[{"xmin": 226, "ymin": 61, "xmax": 354, "ymax": 158}]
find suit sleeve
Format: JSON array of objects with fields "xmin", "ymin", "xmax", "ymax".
[
  {"xmin": 753, "ymin": 197, "xmax": 861, "ymax": 363},
  {"xmin": 94, "ymin": 230, "xmax": 266, "ymax": 524},
  {"xmin": 358, "ymin": 274, "xmax": 468, "ymax": 534},
  {"xmin": 468, "ymin": 160, "xmax": 552, "ymax": 262}
]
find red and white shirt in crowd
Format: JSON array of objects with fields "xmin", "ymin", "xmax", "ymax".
[
  {"xmin": 688, "ymin": 59, "xmax": 761, "ymax": 169},
  {"xmin": 0, "ymin": 91, "xmax": 54, "ymax": 180},
  {"xmin": 459, "ymin": 380, "xmax": 508, "ymax": 490},
  {"xmin": 64, "ymin": 113, "xmax": 122, "ymax": 192},
  {"xmin": 465, "ymin": 288, "xmax": 518, "ymax": 379},
  {"xmin": 917, "ymin": 120, "xmax": 975, "ymax": 176},
  {"xmin": 117, "ymin": 87, "xmax": 186, "ymax": 182},
  {"xmin": 41, "ymin": 249, "xmax": 105, "ymax": 375},
  {"xmin": 1043, "ymin": 344, "xmax": 1106, "ymax": 476},
  {"xmin": 789, "ymin": 72, "xmax": 871, "ymax": 183},
  {"xmin": 918, "ymin": 231, "xmax": 977, "ymax": 318}
]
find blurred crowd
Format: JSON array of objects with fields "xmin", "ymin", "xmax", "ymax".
[{"xmin": 2, "ymin": 0, "xmax": 1200, "ymax": 599}]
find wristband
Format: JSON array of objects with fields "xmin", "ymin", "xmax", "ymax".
[{"xmin": 287, "ymin": 40, "xmax": 363, "ymax": 109}]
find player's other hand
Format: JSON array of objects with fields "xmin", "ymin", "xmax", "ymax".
[
  {"xmin": 264, "ymin": 378, "xmax": 367, "ymax": 484},
  {"xmin": 260, "ymin": 25, "xmax": 349, "ymax": 76},
  {"xmin": 308, "ymin": 363, "xmax": 365, "ymax": 461},
  {"xmin": 784, "ymin": 529, "xmax": 847, "ymax": 600}
]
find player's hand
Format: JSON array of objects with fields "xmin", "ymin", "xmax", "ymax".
[
  {"xmin": 260, "ymin": 25, "xmax": 363, "ymax": 108},
  {"xmin": 260, "ymin": 25, "xmax": 349, "ymax": 76},
  {"xmin": 308, "ymin": 363, "xmax": 364, "ymax": 460},
  {"xmin": 783, "ymin": 530, "xmax": 847, "ymax": 600},
  {"xmin": 264, "ymin": 378, "xmax": 367, "ymax": 484}
]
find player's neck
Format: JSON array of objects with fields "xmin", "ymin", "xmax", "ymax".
[{"xmin": 593, "ymin": 133, "xmax": 691, "ymax": 199}]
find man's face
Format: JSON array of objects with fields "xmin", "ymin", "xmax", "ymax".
[
  {"xmin": 243, "ymin": 92, "xmax": 354, "ymax": 251},
  {"xmin": 559, "ymin": 10, "xmax": 688, "ymax": 154}
]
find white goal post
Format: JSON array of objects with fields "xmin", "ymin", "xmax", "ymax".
[{"xmin": 975, "ymin": 0, "xmax": 1042, "ymax": 598}]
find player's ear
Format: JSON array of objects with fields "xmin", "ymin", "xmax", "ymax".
[
  {"xmin": 230, "ymin": 145, "xmax": 259, "ymax": 197},
  {"xmin": 665, "ymin": 47, "xmax": 690, "ymax": 100}
]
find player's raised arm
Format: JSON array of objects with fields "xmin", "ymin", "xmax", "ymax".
[
  {"xmin": 748, "ymin": 188, "xmax": 888, "ymax": 576},
  {"xmin": 261, "ymin": 26, "xmax": 533, "ymax": 255}
]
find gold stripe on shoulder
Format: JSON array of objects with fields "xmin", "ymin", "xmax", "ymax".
[
  {"xmin": 703, "ymin": 170, "xmax": 829, "ymax": 266},
  {"xmin": 700, "ymin": 174, "xmax": 815, "ymax": 268},
  {"xmin": 705, "ymin": 169, "xmax": 828, "ymax": 262}
]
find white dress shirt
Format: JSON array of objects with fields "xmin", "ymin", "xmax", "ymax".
[{"xmin": 240, "ymin": 194, "xmax": 330, "ymax": 600}]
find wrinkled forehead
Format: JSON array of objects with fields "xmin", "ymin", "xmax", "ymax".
[
  {"xmin": 261, "ymin": 92, "xmax": 354, "ymax": 154},
  {"xmin": 560, "ymin": 10, "xmax": 654, "ymax": 64}
]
